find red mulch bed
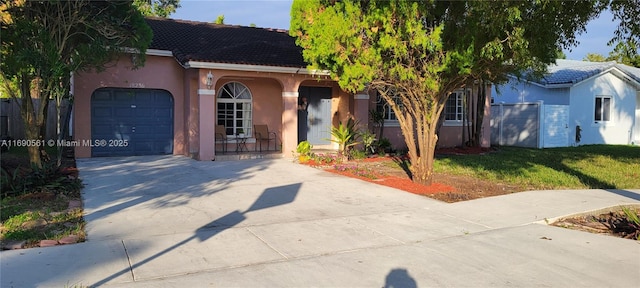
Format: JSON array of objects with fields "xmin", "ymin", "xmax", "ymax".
[
  {"xmin": 305, "ymin": 155, "xmax": 455, "ymax": 196},
  {"xmin": 306, "ymin": 147, "xmax": 496, "ymax": 197},
  {"xmin": 325, "ymin": 168, "xmax": 455, "ymax": 196}
]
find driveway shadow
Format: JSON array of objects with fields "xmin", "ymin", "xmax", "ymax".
[
  {"xmin": 605, "ymin": 189, "xmax": 640, "ymax": 201},
  {"xmin": 79, "ymin": 156, "xmax": 272, "ymax": 226},
  {"xmin": 91, "ymin": 182, "xmax": 302, "ymax": 286},
  {"xmin": 1, "ymin": 156, "xmax": 282, "ymax": 287}
]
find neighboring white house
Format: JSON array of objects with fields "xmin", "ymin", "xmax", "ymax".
[{"xmin": 491, "ymin": 59, "xmax": 640, "ymax": 148}]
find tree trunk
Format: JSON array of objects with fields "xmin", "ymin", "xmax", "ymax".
[
  {"xmin": 56, "ymin": 99, "xmax": 72, "ymax": 167},
  {"xmin": 466, "ymin": 88, "xmax": 473, "ymax": 146},
  {"xmin": 18, "ymin": 73, "xmax": 42, "ymax": 168},
  {"xmin": 32, "ymin": 76, "xmax": 51, "ymax": 163},
  {"xmin": 369, "ymin": 109, "xmax": 385, "ymax": 142},
  {"xmin": 461, "ymin": 90, "xmax": 466, "ymax": 147},
  {"xmin": 38, "ymin": 96, "xmax": 50, "ymax": 163},
  {"xmin": 55, "ymin": 98, "xmax": 62, "ymax": 167},
  {"xmin": 472, "ymin": 80, "xmax": 487, "ymax": 147},
  {"xmin": 409, "ymin": 130, "xmax": 438, "ymax": 186},
  {"xmin": 379, "ymin": 119, "xmax": 385, "ymax": 143},
  {"xmin": 404, "ymin": 108, "xmax": 440, "ymax": 186}
]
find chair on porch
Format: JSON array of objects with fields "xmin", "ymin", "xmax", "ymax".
[
  {"xmin": 215, "ymin": 125, "xmax": 228, "ymax": 153},
  {"xmin": 254, "ymin": 124, "xmax": 277, "ymax": 152}
]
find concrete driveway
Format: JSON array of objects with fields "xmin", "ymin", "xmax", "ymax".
[{"xmin": 1, "ymin": 155, "xmax": 639, "ymax": 287}]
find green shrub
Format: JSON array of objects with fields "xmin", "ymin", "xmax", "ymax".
[
  {"xmin": 360, "ymin": 130, "xmax": 377, "ymax": 155},
  {"xmin": 312, "ymin": 153, "xmax": 339, "ymax": 165},
  {"xmin": 329, "ymin": 118, "xmax": 360, "ymax": 161},
  {"xmin": 377, "ymin": 137, "xmax": 392, "ymax": 154},
  {"xmin": 350, "ymin": 149, "xmax": 367, "ymax": 160},
  {"xmin": 296, "ymin": 141, "xmax": 313, "ymax": 156},
  {"xmin": 1, "ymin": 162, "xmax": 82, "ymax": 198},
  {"xmin": 621, "ymin": 206, "xmax": 640, "ymax": 240}
]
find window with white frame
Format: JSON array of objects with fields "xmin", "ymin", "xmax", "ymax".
[
  {"xmin": 594, "ymin": 95, "xmax": 611, "ymax": 123},
  {"xmin": 217, "ymin": 82, "xmax": 252, "ymax": 137},
  {"xmin": 375, "ymin": 91, "xmax": 402, "ymax": 123},
  {"xmin": 444, "ymin": 90, "xmax": 467, "ymax": 123}
]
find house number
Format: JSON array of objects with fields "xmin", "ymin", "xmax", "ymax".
[{"xmin": 129, "ymin": 82, "xmax": 145, "ymax": 88}]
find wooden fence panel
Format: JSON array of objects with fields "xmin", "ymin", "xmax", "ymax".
[{"xmin": 0, "ymin": 98, "xmax": 70, "ymax": 140}]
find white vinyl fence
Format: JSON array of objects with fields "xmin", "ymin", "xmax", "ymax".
[{"xmin": 490, "ymin": 102, "xmax": 570, "ymax": 148}]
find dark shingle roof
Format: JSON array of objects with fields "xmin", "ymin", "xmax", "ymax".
[
  {"xmin": 536, "ymin": 59, "xmax": 640, "ymax": 86},
  {"xmin": 145, "ymin": 17, "xmax": 306, "ymax": 68}
]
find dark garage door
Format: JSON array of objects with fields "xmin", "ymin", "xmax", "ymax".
[{"xmin": 91, "ymin": 88, "xmax": 174, "ymax": 157}]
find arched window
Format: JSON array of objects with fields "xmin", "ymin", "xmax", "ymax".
[{"xmin": 217, "ymin": 82, "xmax": 252, "ymax": 137}]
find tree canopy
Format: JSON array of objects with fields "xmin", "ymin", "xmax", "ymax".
[
  {"xmin": 582, "ymin": 49, "xmax": 640, "ymax": 67},
  {"xmin": 582, "ymin": 0, "xmax": 640, "ymax": 70},
  {"xmin": 214, "ymin": 14, "xmax": 225, "ymax": 24},
  {"xmin": 1, "ymin": 0, "xmax": 152, "ymax": 167},
  {"xmin": 290, "ymin": 0, "xmax": 602, "ymax": 185},
  {"xmin": 134, "ymin": 0, "xmax": 180, "ymax": 17},
  {"xmin": 608, "ymin": 0, "xmax": 639, "ymax": 47},
  {"xmin": 607, "ymin": 42, "xmax": 640, "ymax": 67},
  {"xmin": 604, "ymin": 0, "xmax": 639, "ymax": 67},
  {"xmin": 584, "ymin": 53, "xmax": 608, "ymax": 62}
]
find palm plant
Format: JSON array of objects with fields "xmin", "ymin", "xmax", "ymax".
[{"xmin": 329, "ymin": 118, "xmax": 360, "ymax": 161}]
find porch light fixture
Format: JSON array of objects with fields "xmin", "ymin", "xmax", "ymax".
[{"xmin": 206, "ymin": 71, "xmax": 214, "ymax": 89}]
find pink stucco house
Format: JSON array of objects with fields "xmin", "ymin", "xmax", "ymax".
[{"xmin": 72, "ymin": 17, "xmax": 490, "ymax": 160}]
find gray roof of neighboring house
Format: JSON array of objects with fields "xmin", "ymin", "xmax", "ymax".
[
  {"xmin": 144, "ymin": 17, "xmax": 307, "ymax": 68},
  {"xmin": 535, "ymin": 59, "xmax": 640, "ymax": 86},
  {"xmin": 616, "ymin": 63, "xmax": 640, "ymax": 84}
]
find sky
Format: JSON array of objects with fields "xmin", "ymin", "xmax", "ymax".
[{"xmin": 172, "ymin": 0, "xmax": 618, "ymax": 61}]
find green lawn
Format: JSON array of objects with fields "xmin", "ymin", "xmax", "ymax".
[
  {"xmin": 433, "ymin": 145, "xmax": 640, "ymax": 190},
  {"xmin": 1, "ymin": 146, "xmax": 84, "ymax": 248}
]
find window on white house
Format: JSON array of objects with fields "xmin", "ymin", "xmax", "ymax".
[
  {"xmin": 594, "ymin": 95, "xmax": 611, "ymax": 122},
  {"xmin": 217, "ymin": 82, "xmax": 252, "ymax": 137},
  {"xmin": 444, "ymin": 90, "xmax": 466, "ymax": 122},
  {"xmin": 375, "ymin": 91, "xmax": 402, "ymax": 122}
]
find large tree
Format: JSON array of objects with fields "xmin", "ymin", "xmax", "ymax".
[
  {"xmin": 609, "ymin": 0, "xmax": 639, "ymax": 46},
  {"xmin": 607, "ymin": 43, "xmax": 640, "ymax": 67},
  {"xmin": 606, "ymin": 0, "xmax": 639, "ymax": 67},
  {"xmin": 1, "ymin": 0, "xmax": 152, "ymax": 167},
  {"xmin": 291, "ymin": 0, "xmax": 601, "ymax": 185}
]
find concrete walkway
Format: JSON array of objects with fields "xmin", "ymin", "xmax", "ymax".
[{"xmin": 1, "ymin": 156, "xmax": 639, "ymax": 287}]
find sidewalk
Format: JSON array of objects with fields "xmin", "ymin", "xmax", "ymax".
[{"xmin": 1, "ymin": 156, "xmax": 639, "ymax": 287}]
